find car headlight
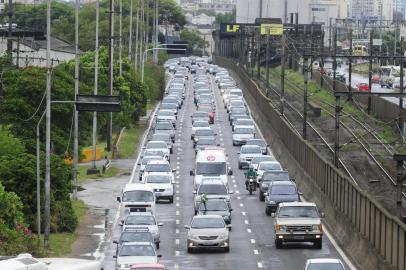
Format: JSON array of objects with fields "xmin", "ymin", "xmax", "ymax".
[
  {"xmin": 275, "ymin": 224, "xmax": 286, "ymax": 231},
  {"xmin": 190, "ymin": 234, "xmax": 199, "ymax": 240},
  {"xmin": 313, "ymin": 224, "xmax": 323, "ymax": 232},
  {"xmin": 218, "ymin": 233, "xmax": 228, "ymax": 240},
  {"xmin": 239, "ymin": 157, "xmax": 246, "ymax": 161},
  {"xmin": 261, "ymin": 183, "xmax": 268, "ymax": 188}
]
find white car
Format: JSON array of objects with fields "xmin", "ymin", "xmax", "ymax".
[
  {"xmin": 120, "ymin": 213, "xmax": 163, "ymax": 249},
  {"xmin": 304, "ymin": 258, "xmax": 345, "ymax": 270},
  {"xmin": 156, "ymin": 110, "xmax": 176, "ymax": 127},
  {"xmin": 185, "ymin": 215, "xmax": 231, "ymax": 253},
  {"xmin": 114, "ymin": 242, "xmax": 161, "ymax": 270},
  {"xmin": 117, "ymin": 184, "xmax": 156, "ymax": 216},
  {"xmin": 232, "ymin": 119, "xmax": 255, "ymax": 131},
  {"xmin": 144, "ymin": 174, "xmax": 174, "ymax": 203},
  {"xmin": 238, "ymin": 145, "xmax": 263, "ymax": 169},
  {"xmin": 141, "ymin": 160, "xmax": 175, "ymax": 183},
  {"xmin": 191, "ymin": 121, "xmax": 211, "ymax": 139},
  {"xmin": 138, "ymin": 156, "xmax": 165, "ymax": 174},
  {"xmin": 145, "ymin": 141, "xmax": 170, "ymax": 161},
  {"xmin": 250, "ymin": 155, "xmax": 275, "ymax": 171},
  {"xmin": 256, "ymin": 161, "xmax": 282, "ymax": 182},
  {"xmin": 232, "ymin": 127, "xmax": 255, "ymax": 146}
]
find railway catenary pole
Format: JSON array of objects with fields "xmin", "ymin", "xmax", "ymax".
[
  {"xmin": 280, "ymin": 34, "xmax": 286, "ymax": 116},
  {"xmin": 265, "ymin": 27, "xmax": 270, "ymax": 90},
  {"xmin": 257, "ymin": 29, "xmax": 261, "ymax": 80},
  {"xmin": 303, "ymin": 57, "xmax": 309, "ymax": 140},
  {"xmin": 399, "ymin": 36, "xmax": 405, "ymax": 143},
  {"xmin": 367, "ymin": 30, "xmax": 373, "ymax": 114},
  {"xmin": 348, "ymin": 27, "xmax": 353, "ymax": 102}
]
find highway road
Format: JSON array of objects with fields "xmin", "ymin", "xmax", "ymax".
[{"xmin": 98, "ymin": 67, "xmax": 356, "ymax": 270}]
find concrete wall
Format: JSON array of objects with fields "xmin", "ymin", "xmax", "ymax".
[{"xmin": 215, "ymin": 55, "xmax": 406, "ymax": 270}]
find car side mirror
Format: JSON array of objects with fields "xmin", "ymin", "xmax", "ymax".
[
  {"xmin": 184, "ymin": 225, "xmax": 191, "ymax": 230},
  {"xmin": 193, "ymin": 190, "xmax": 197, "ymax": 194},
  {"xmin": 113, "ymin": 255, "xmax": 117, "ymax": 258},
  {"xmin": 298, "ymin": 191, "xmax": 303, "ymax": 196},
  {"xmin": 228, "ymin": 190, "xmax": 234, "ymax": 194},
  {"xmin": 113, "ymin": 240, "xmax": 118, "ymax": 244},
  {"xmin": 226, "ymin": 224, "xmax": 232, "ymax": 230},
  {"xmin": 157, "ymin": 254, "xmax": 163, "ymax": 258},
  {"xmin": 172, "ymin": 169, "xmax": 177, "ymax": 172},
  {"xmin": 228, "ymin": 169, "xmax": 233, "ymax": 176},
  {"xmin": 321, "ymin": 212, "xmax": 325, "ymax": 218},
  {"xmin": 116, "ymin": 196, "xmax": 121, "ymax": 202},
  {"xmin": 290, "ymin": 178, "xmax": 296, "ymax": 182},
  {"xmin": 271, "ymin": 213, "xmax": 276, "ymax": 218},
  {"xmin": 264, "ymin": 192, "xmax": 268, "ymax": 196},
  {"xmin": 190, "ymin": 170, "xmax": 195, "ymax": 176},
  {"xmin": 158, "ymin": 222, "xmax": 164, "ymax": 226}
]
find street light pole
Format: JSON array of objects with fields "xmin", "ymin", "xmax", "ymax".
[
  {"xmin": 128, "ymin": 0, "xmax": 133, "ymax": 60},
  {"xmin": 135, "ymin": 0, "xmax": 140, "ymax": 70},
  {"xmin": 119, "ymin": 0, "xmax": 123, "ymax": 77},
  {"xmin": 107, "ymin": 0, "xmax": 115, "ymax": 152},
  {"xmin": 36, "ymin": 110, "xmax": 46, "ymax": 254}
]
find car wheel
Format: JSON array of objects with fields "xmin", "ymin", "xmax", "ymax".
[
  {"xmin": 314, "ymin": 239, "xmax": 322, "ymax": 249},
  {"xmin": 275, "ymin": 239, "xmax": 282, "ymax": 249},
  {"xmin": 169, "ymin": 197, "xmax": 174, "ymax": 203},
  {"xmin": 224, "ymin": 246, "xmax": 230, "ymax": 252},
  {"xmin": 170, "ymin": 148, "xmax": 173, "ymax": 154},
  {"xmin": 187, "ymin": 247, "xmax": 193, "ymax": 253},
  {"xmin": 156, "ymin": 242, "xmax": 160, "ymax": 249},
  {"xmin": 265, "ymin": 207, "xmax": 272, "ymax": 216},
  {"xmin": 259, "ymin": 192, "xmax": 265, "ymax": 201},
  {"xmin": 238, "ymin": 163, "xmax": 242, "ymax": 169},
  {"xmin": 233, "ymin": 142, "xmax": 236, "ymax": 146}
]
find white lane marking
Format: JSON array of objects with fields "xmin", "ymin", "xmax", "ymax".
[
  {"xmin": 176, "ymin": 211, "xmax": 180, "ymax": 216},
  {"xmin": 231, "ymin": 175, "xmax": 235, "ymax": 179},
  {"xmin": 247, "ymin": 228, "xmax": 252, "ymax": 233},
  {"xmin": 245, "ymin": 220, "xmax": 249, "ymax": 225},
  {"xmin": 240, "ymin": 203, "xmax": 244, "ymax": 207},
  {"xmin": 176, "ymin": 203, "xmax": 180, "ymax": 207},
  {"xmin": 254, "ymin": 249, "xmax": 259, "ymax": 255},
  {"xmin": 257, "ymin": 262, "xmax": 263, "ymax": 268},
  {"xmin": 176, "ymin": 190, "xmax": 180, "ymax": 194},
  {"xmin": 232, "ymin": 179, "xmax": 236, "ymax": 183},
  {"xmin": 177, "ymin": 156, "xmax": 180, "ymax": 160},
  {"xmin": 175, "ymin": 239, "xmax": 180, "ymax": 245},
  {"xmin": 177, "ymin": 161, "xmax": 180, "ymax": 165},
  {"xmin": 250, "ymin": 239, "xmax": 256, "ymax": 244},
  {"xmin": 176, "ymin": 219, "xmax": 180, "ymax": 225},
  {"xmin": 176, "ymin": 196, "xmax": 180, "ymax": 201},
  {"xmin": 236, "ymin": 190, "xmax": 240, "ymax": 194},
  {"xmin": 242, "ymin": 211, "xmax": 246, "ymax": 216},
  {"xmin": 175, "ymin": 251, "xmax": 180, "ymax": 257},
  {"xmin": 176, "ymin": 229, "xmax": 179, "ymax": 234},
  {"xmin": 234, "ymin": 184, "xmax": 237, "ymax": 188}
]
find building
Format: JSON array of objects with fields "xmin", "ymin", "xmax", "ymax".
[
  {"xmin": 0, "ymin": 35, "xmax": 76, "ymax": 67},
  {"xmin": 181, "ymin": 0, "xmax": 236, "ymax": 14},
  {"xmin": 186, "ymin": 13, "xmax": 215, "ymax": 26},
  {"xmin": 236, "ymin": 0, "xmax": 348, "ymax": 25},
  {"xmin": 394, "ymin": 0, "xmax": 406, "ymax": 20},
  {"xmin": 349, "ymin": 0, "xmax": 393, "ymax": 20}
]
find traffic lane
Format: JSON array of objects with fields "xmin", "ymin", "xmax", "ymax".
[
  {"xmin": 211, "ymin": 75, "xmax": 352, "ymax": 269},
  {"xmin": 171, "ymin": 74, "xmax": 260, "ymax": 269}
]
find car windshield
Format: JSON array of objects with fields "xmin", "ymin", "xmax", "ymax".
[
  {"xmin": 193, "ymin": 121, "xmax": 209, "ymax": 127},
  {"xmin": 147, "ymin": 142, "xmax": 167, "ymax": 149},
  {"xmin": 144, "ymin": 150, "xmax": 164, "ymax": 157},
  {"xmin": 307, "ymin": 263, "xmax": 344, "ymax": 270},
  {"xmin": 122, "ymin": 191, "xmax": 154, "ymax": 202},
  {"xmin": 158, "ymin": 111, "xmax": 174, "ymax": 116},
  {"xmin": 247, "ymin": 140, "xmax": 266, "ymax": 147},
  {"xmin": 145, "ymin": 163, "xmax": 170, "ymax": 172},
  {"xmin": 141, "ymin": 157, "xmax": 161, "ymax": 165},
  {"xmin": 161, "ymin": 103, "xmax": 176, "ymax": 109},
  {"xmin": 263, "ymin": 172, "xmax": 290, "ymax": 181},
  {"xmin": 195, "ymin": 129, "xmax": 214, "ymax": 136},
  {"xmin": 198, "ymin": 184, "xmax": 227, "ymax": 195},
  {"xmin": 191, "ymin": 217, "xmax": 225, "ymax": 229},
  {"xmin": 196, "ymin": 139, "xmax": 216, "ymax": 146},
  {"xmin": 155, "ymin": 123, "xmax": 173, "ymax": 130},
  {"xmin": 152, "ymin": 135, "xmax": 170, "ymax": 142},
  {"xmin": 251, "ymin": 156, "xmax": 274, "ymax": 165},
  {"xmin": 119, "ymin": 245, "xmax": 155, "ymax": 257},
  {"xmin": 259, "ymin": 163, "xmax": 281, "ymax": 171},
  {"xmin": 235, "ymin": 120, "xmax": 253, "ymax": 126},
  {"xmin": 270, "ymin": 185, "xmax": 297, "ymax": 195},
  {"xmin": 146, "ymin": 175, "xmax": 171, "ymax": 184},
  {"xmin": 199, "ymin": 200, "xmax": 228, "ymax": 211},
  {"xmin": 241, "ymin": 146, "xmax": 261, "ymax": 154},
  {"xmin": 196, "ymin": 162, "xmax": 226, "ymax": 175},
  {"xmin": 120, "ymin": 232, "xmax": 153, "ymax": 243},
  {"xmin": 230, "ymin": 101, "xmax": 244, "ymax": 106},
  {"xmin": 231, "ymin": 108, "xmax": 247, "ymax": 114},
  {"xmin": 278, "ymin": 206, "xmax": 319, "ymax": 218},
  {"xmin": 193, "ymin": 112, "xmax": 207, "ymax": 118},
  {"xmin": 125, "ymin": 215, "xmax": 156, "ymax": 225}
]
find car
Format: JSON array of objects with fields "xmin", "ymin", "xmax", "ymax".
[
  {"xmin": 356, "ymin": 82, "xmax": 369, "ymax": 92},
  {"xmin": 233, "ymin": 127, "xmax": 255, "ymax": 146},
  {"xmin": 113, "ymin": 230, "xmax": 155, "ymax": 254},
  {"xmin": 273, "ymin": 202, "xmax": 324, "ymax": 249},
  {"xmin": 227, "ymin": 100, "xmax": 246, "ymax": 113},
  {"xmin": 117, "ymin": 184, "xmax": 156, "ymax": 216},
  {"xmin": 120, "ymin": 213, "xmax": 163, "ymax": 249},
  {"xmin": 153, "ymin": 122, "xmax": 175, "ymax": 142},
  {"xmin": 259, "ymin": 170, "xmax": 291, "ymax": 201},
  {"xmin": 144, "ymin": 141, "xmax": 170, "ymax": 161},
  {"xmin": 193, "ymin": 128, "xmax": 216, "ymax": 143},
  {"xmin": 194, "ymin": 137, "xmax": 218, "ymax": 153},
  {"xmin": 336, "ymin": 73, "xmax": 346, "ymax": 83},
  {"xmin": 191, "ymin": 111, "xmax": 210, "ymax": 124},
  {"xmin": 191, "ymin": 121, "xmax": 210, "ymax": 139},
  {"xmin": 141, "ymin": 149, "xmax": 166, "ymax": 160},
  {"xmin": 232, "ymin": 119, "xmax": 254, "ymax": 131},
  {"xmin": 197, "ymin": 198, "xmax": 232, "ymax": 224},
  {"xmin": 250, "ymin": 155, "xmax": 275, "ymax": 171},
  {"xmin": 160, "ymin": 103, "xmax": 178, "ymax": 116},
  {"xmin": 114, "ymin": 242, "xmax": 161, "ymax": 270},
  {"xmin": 185, "ymin": 215, "xmax": 231, "ymax": 253},
  {"xmin": 138, "ymin": 156, "xmax": 165, "ymax": 173},
  {"xmin": 144, "ymin": 174, "xmax": 174, "ymax": 203},
  {"xmin": 197, "ymin": 105, "xmax": 215, "ymax": 124},
  {"xmin": 141, "ymin": 160, "xmax": 175, "ymax": 183},
  {"xmin": 151, "ymin": 133, "xmax": 173, "ymax": 154},
  {"xmin": 264, "ymin": 181, "xmax": 300, "ymax": 215},
  {"xmin": 193, "ymin": 178, "xmax": 232, "ymax": 213},
  {"xmin": 156, "ymin": 110, "xmax": 176, "ymax": 127},
  {"xmin": 256, "ymin": 161, "xmax": 282, "ymax": 182},
  {"xmin": 130, "ymin": 264, "xmax": 167, "ymax": 270},
  {"xmin": 238, "ymin": 145, "xmax": 263, "ymax": 169},
  {"xmin": 304, "ymin": 258, "xmax": 345, "ymax": 270},
  {"xmin": 246, "ymin": 139, "xmax": 268, "ymax": 155}
]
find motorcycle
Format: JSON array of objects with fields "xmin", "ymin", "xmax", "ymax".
[{"xmin": 247, "ymin": 176, "xmax": 256, "ymax": 195}]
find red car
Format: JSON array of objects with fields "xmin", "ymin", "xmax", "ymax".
[
  {"xmin": 371, "ymin": 74, "xmax": 380, "ymax": 84},
  {"xmin": 131, "ymin": 264, "xmax": 166, "ymax": 270},
  {"xmin": 356, "ymin": 83, "xmax": 370, "ymax": 92}
]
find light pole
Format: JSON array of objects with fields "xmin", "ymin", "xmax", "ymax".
[{"xmin": 36, "ymin": 110, "xmax": 46, "ymax": 254}]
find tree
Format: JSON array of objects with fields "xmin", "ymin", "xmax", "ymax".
[
  {"xmin": 180, "ymin": 28, "xmax": 209, "ymax": 56},
  {"xmin": 214, "ymin": 10, "xmax": 236, "ymax": 25}
]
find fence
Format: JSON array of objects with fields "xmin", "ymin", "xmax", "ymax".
[{"xmin": 215, "ymin": 55, "xmax": 406, "ymax": 270}]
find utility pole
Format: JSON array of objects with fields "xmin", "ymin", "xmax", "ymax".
[
  {"xmin": 303, "ymin": 58, "xmax": 309, "ymax": 140},
  {"xmin": 7, "ymin": 0, "xmax": 13, "ymax": 58},
  {"xmin": 119, "ymin": 0, "xmax": 123, "ymax": 77},
  {"xmin": 328, "ymin": 17, "xmax": 332, "ymax": 51},
  {"xmin": 72, "ymin": 0, "xmax": 80, "ymax": 200},
  {"xmin": 44, "ymin": 0, "xmax": 52, "ymax": 251},
  {"xmin": 91, "ymin": 0, "xmax": 100, "ymax": 173},
  {"xmin": 139, "ymin": 0, "xmax": 144, "ymax": 71},
  {"xmin": 153, "ymin": 0, "xmax": 159, "ymax": 63},
  {"xmin": 332, "ymin": 27, "xmax": 337, "ymax": 96},
  {"xmin": 135, "ymin": 0, "xmax": 139, "ymax": 70},
  {"xmin": 310, "ymin": 25, "xmax": 314, "ymax": 80},
  {"xmin": 281, "ymin": 34, "xmax": 285, "ymax": 115},
  {"xmin": 257, "ymin": 30, "xmax": 261, "ymax": 80},
  {"xmin": 333, "ymin": 26, "xmax": 340, "ymax": 167},
  {"xmin": 128, "ymin": 0, "xmax": 133, "ymax": 60},
  {"xmin": 107, "ymin": 0, "xmax": 114, "ymax": 152},
  {"xmin": 399, "ymin": 36, "xmax": 405, "ymax": 141},
  {"xmin": 348, "ymin": 27, "xmax": 353, "ymax": 101},
  {"xmin": 367, "ymin": 30, "xmax": 373, "ymax": 114},
  {"xmin": 320, "ymin": 31, "xmax": 324, "ymax": 87},
  {"xmin": 265, "ymin": 27, "xmax": 270, "ymax": 89}
]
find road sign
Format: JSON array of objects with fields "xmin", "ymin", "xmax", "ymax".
[
  {"xmin": 76, "ymin": 95, "xmax": 121, "ymax": 112},
  {"xmin": 167, "ymin": 41, "xmax": 188, "ymax": 54}
]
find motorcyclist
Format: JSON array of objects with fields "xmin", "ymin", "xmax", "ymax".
[{"xmin": 244, "ymin": 167, "xmax": 257, "ymax": 190}]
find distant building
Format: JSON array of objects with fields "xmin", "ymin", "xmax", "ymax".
[
  {"xmin": 186, "ymin": 13, "xmax": 215, "ymax": 25},
  {"xmin": 0, "ymin": 35, "xmax": 76, "ymax": 67},
  {"xmin": 394, "ymin": 0, "xmax": 406, "ymax": 20},
  {"xmin": 181, "ymin": 0, "xmax": 236, "ymax": 14},
  {"xmin": 349, "ymin": 0, "xmax": 393, "ymax": 20}
]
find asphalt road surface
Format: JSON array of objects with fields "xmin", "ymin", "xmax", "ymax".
[{"xmin": 98, "ymin": 69, "xmax": 356, "ymax": 270}]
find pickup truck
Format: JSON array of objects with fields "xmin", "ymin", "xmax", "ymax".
[{"xmin": 273, "ymin": 202, "xmax": 324, "ymax": 249}]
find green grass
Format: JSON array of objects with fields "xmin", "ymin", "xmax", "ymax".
[
  {"xmin": 117, "ymin": 125, "xmax": 146, "ymax": 159},
  {"xmin": 352, "ymin": 63, "xmax": 380, "ymax": 74},
  {"xmin": 41, "ymin": 200, "xmax": 87, "ymax": 257},
  {"xmin": 77, "ymin": 165, "xmax": 120, "ymax": 183}
]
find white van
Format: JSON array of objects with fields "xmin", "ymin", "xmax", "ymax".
[
  {"xmin": 117, "ymin": 184, "xmax": 156, "ymax": 216},
  {"xmin": 0, "ymin": 254, "xmax": 102, "ymax": 270},
  {"xmin": 190, "ymin": 147, "xmax": 232, "ymax": 190}
]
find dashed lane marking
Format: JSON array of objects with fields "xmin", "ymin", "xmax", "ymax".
[
  {"xmin": 245, "ymin": 220, "xmax": 249, "ymax": 225},
  {"xmin": 257, "ymin": 262, "xmax": 263, "ymax": 268},
  {"xmin": 247, "ymin": 228, "xmax": 252, "ymax": 233},
  {"xmin": 251, "ymin": 239, "xmax": 256, "ymax": 244},
  {"xmin": 254, "ymin": 249, "xmax": 259, "ymax": 255}
]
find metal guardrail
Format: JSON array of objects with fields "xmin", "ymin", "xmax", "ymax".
[{"xmin": 215, "ymin": 56, "xmax": 406, "ymax": 270}]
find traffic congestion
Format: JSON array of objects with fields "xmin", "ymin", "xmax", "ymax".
[{"xmin": 105, "ymin": 56, "xmax": 352, "ymax": 270}]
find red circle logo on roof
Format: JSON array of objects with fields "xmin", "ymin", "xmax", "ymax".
[{"xmin": 207, "ymin": 155, "xmax": 216, "ymax": 161}]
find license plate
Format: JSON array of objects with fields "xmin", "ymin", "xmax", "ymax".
[
  {"xmin": 201, "ymin": 241, "xmax": 214, "ymax": 246},
  {"xmin": 293, "ymin": 236, "xmax": 305, "ymax": 240}
]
